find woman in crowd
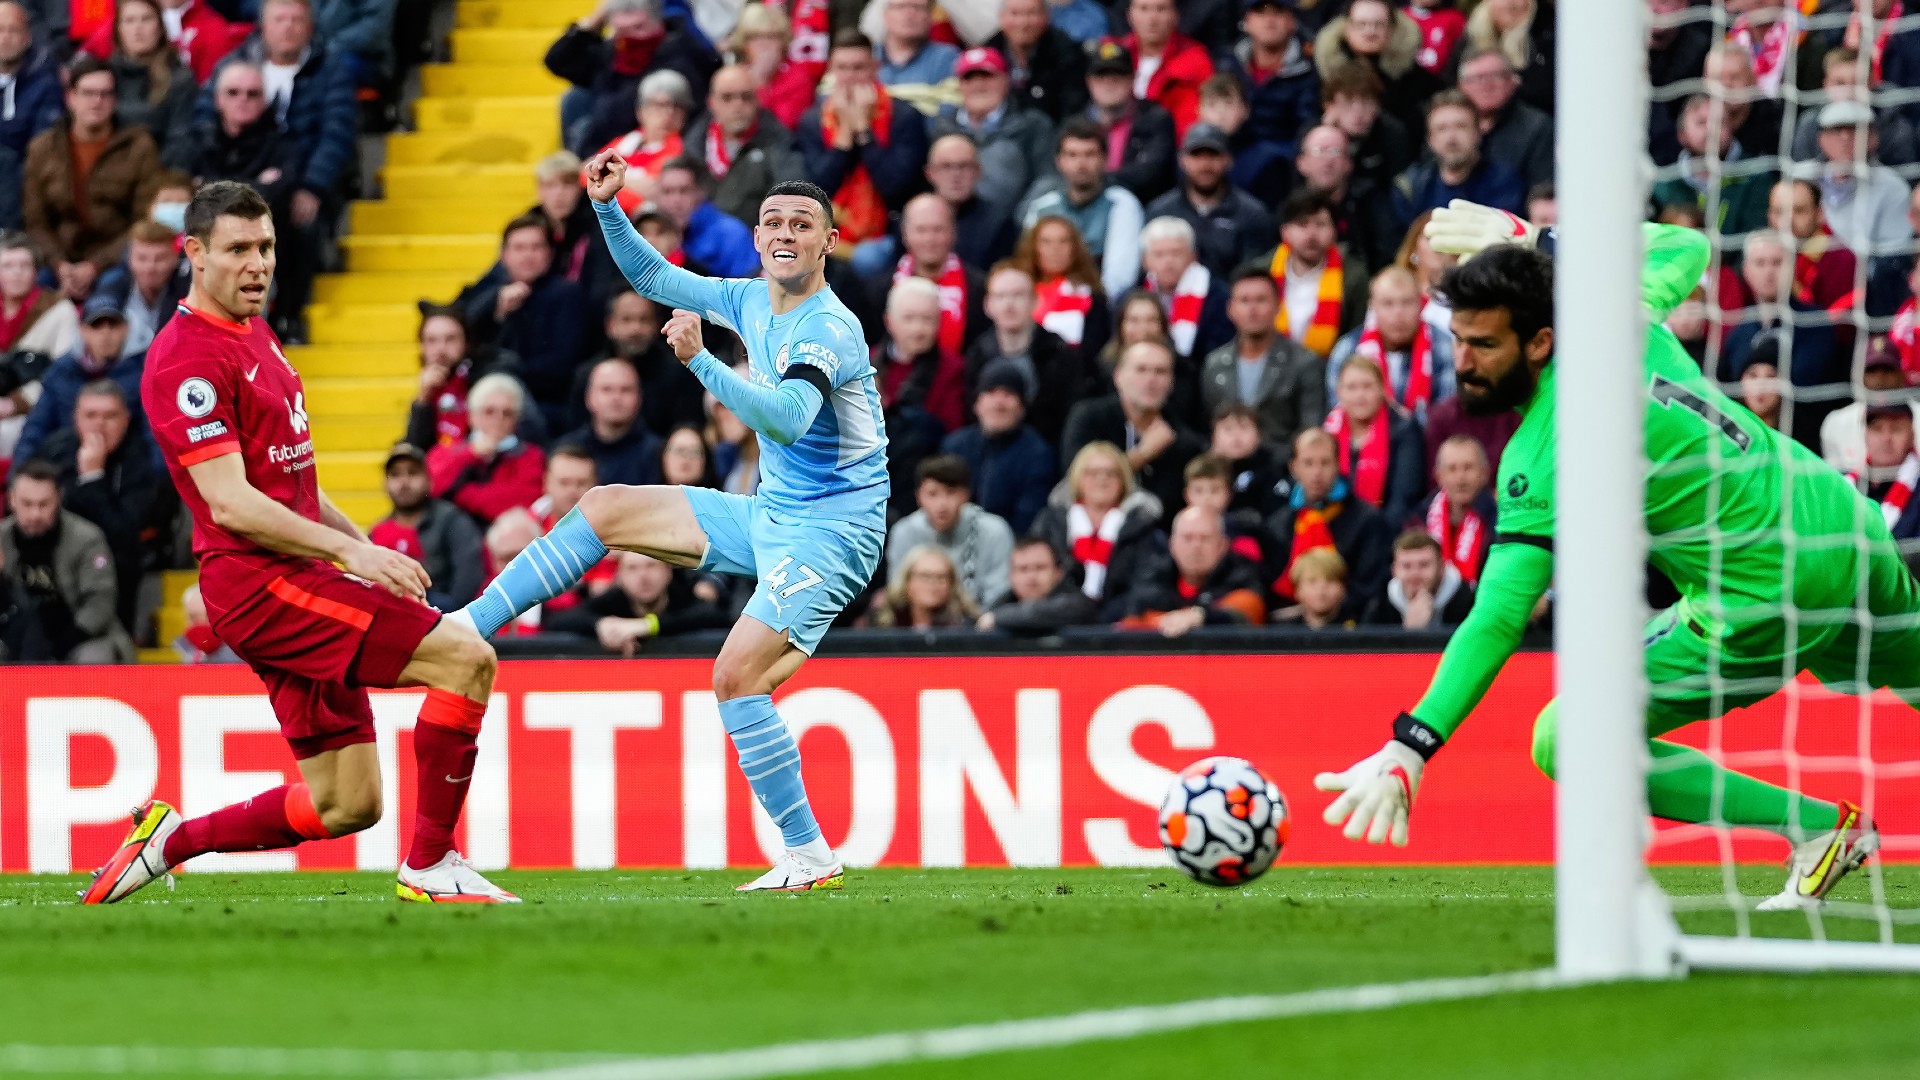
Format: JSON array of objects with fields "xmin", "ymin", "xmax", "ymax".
[
  {"xmin": 0, "ymin": 235, "xmax": 80, "ymax": 461},
  {"xmin": 1099, "ymin": 289, "xmax": 1175, "ymax": 376},
  {"xmin": 706, "ymin": 380, "xmax": 760, "ymax": 495},
  {"xmin": 1454, "ymin": 0, "xmax": 1554, "ymax": 114},
  {"xmin": 1313, "ymin": 0, "xmax": 1441, "ymax": 130},
  {"xmin": 1324, "ymin": 356, "xmax": 1427, "ymax": 529},
  {"xmin": 596, "ymin": 70, "xmax": 695, "ymax": 212},
  {"xmin": 659, "ymin": 423, "xmax": 721, "ymax": 489},
  {"xmin": 1028, "ymin": 441, "xmax": 1164, "ymax": 621},
  {"xmin": 866, "ymin": 545, "xmax": 979, "ymax": 629},
  {"xmin": 727, "ymin": 2, "xmax": 825, "ymax": 131},
  {"xmin": 1011, "ymin": 216, "xmax": 1112, "ymax": 357},
  {"xmin": 426, "ymin": 373, "xmax": 547, "ymax": 525},
  {"xmin": 109, "ymin": 0, "xmax": 197, "ymax": 169}
]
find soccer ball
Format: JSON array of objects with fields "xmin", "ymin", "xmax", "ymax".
[{"xmin": 1159, "ymin": 757, "xmax": 1287, "ymax": 887}]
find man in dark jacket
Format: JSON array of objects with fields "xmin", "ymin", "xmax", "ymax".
[
  {"xmin": 15, "ymin": 292, "xmax": 145, "ymax": 467},
  {"xmin": 977, "ymin": 536, "xmax": 1098, "ymax": 634},
  {"xmin": 796, "ymin": 31, "xmax": 931, "ymax": 265},
  {"xmin": 33, "ymin": 380, "xmax": 164, "ymax": 633},
  {"xmin": 962, "ymin": 264, "xmax": 1101, "ymax": 446},
  {"xmin": 1456, "ymin": 47, "xmax": 1553, "ymax": 193},
  {"xmin": 687, "ymin": 64, "xmax": 807, "ymax": 227},
  {"xmin": 546, "ymin": 0, "xmax": 719, "ymax": 155},
  {"xmin": 940, "ymin": 362, "xmax": 1057, "ymax": 533},
  {"xmin": 0, "ymin": 6, "xmax": 65, "ymax": 229},
  {"xmin": 565, "ymin": 292, "xmax": 704, "ymax": 436},
  {"xmin": 558, "ymin": 357, "xmax": 663, "ymax": 487},
  {"xmin": 545, "ymin": 550, "xmax": 731, "ymax": 650},
  {"xmin": 1143, "ymin": 123, "xmax": 1276, "ymax": 279},
  {"xmin": 0, "ymin": 461, "xmax": 132, "ymax": 662},
  {"xmin": 1389, "ymin": 90, "xmax": 1525, "ymax": 234},
  {"xmin": 1362, "ymin": 529, "xmax": 1475, "ymax": 629},
  {"xmin": 1082, "ymin": 41, "xmax": 1177, "ymax": 204},
  {"xmin": 924, "ymin": 134, "xmax": 1017, "ymax": 272},
  {"xmin": 987, "ymin": 0, "xmax": 1088, "ymax": 124},
  {"xmin": 369, "ymin": 442, "xmax": 486, "ymax": 611},
  {"xmin": 1221, "ymin": 0, "xmax": 1319, "ymax": 162},
  {"xmin": 183, "ymin": 62, "xmax": 303, "ymax": 212},
  {"xmin": 1262, "ymin": 427, "xmax": 1391, "ymax": 622},
  {"xmin": 459, "ymin": 213, "xmax": 595, "ymax": 433},
  {"xmin": 1124, "ymin": 506, "xmax": 1268, "ymax": 635},
  {"xmin": 1061, "ymin": 342, "xmax": 1205, "ymax": 513},
  {"xmin": 929, "ymin": 47, "xmax": 1056, "ymax": 219},
  {"xmin": 1199, "ymin": 269, "xmax": 1325, "ymax": 462}
]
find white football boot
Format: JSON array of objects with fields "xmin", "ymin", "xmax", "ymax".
[
  {"xmin": 736, "ymin": 850, "xmax": 846, "ymax": 893},
  {"xmin": 80, "ymin": 801, "xmax": 181, "ymax": 904},
  {"xmin": 1755, "ymin": 801, "xmax": 1879, "ymax": 911},
  {"xmin": 396, "ymin": 851, "xmax": 522, "ymax": 903}
]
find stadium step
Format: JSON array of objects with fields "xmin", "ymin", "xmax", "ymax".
[
  {"xmin": 160, "ymin": 568, "xmax": 198, "ymax": 611},
  {"xmin": 305, "ymin": 303, "xmax": 423, "ymax": 345},
  {"xmin": 383, "ymin": 162, "xmax": 537, "ymax": 203},
  {"xmin": 327, "ymin": 491, "xmax": 389, "ymax": 524},
  {"xmin": 349, "ymin": 197, "xmax": 534, "ymax": 237},
  {"xmin": 412, "ymin": 96, "xmax": 562, "ymax": 137},
  {"xmin": 310, "ymin": 416, "xmax": 405, "ymax": 453},
  {"xmin": 338, "ymin": 234, "xmax": 499, "ymax": 274},
  {"xmin": 450, "ymin": 28, "xmax": 561, "ymax": 66},
  {"xmin": 385, "ymin": 129, "xmax": 555, "ymax": 166},
  {"xmin": 312, "ymin": 272, "xmax": 468, "ymax": 306},
  {"xmin": 455, "ymin": 0, "xmax": 594, "ymax": 30},
  {"xmin": 420, "ymin": 62, "xmax": 567, "ymax": 98},
  {"xmin": 303, "ymin": 378, "xmax": 416, "ymax": 419},
  {"xmin": 288, "ymin": 345, "xmax": 418, "ymax": 378},
  {"xmin": 136, "ymin": 646, "xmax": 180, "ymax": 665},
  {"xmin": 316, "ymin": 449, "xmax": 390, "ymax": 492}
]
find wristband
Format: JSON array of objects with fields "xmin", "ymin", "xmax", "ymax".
[
  {"xmin": 642, "ymin": 613, "xmax": 661, "ymax": 637},
  {"xmin": 1393, "ymin": 711, "xmax": 1445, "ymax": 761}
]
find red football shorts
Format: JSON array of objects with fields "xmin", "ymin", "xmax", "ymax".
[{"xmin": 202, "ymin": 557, "xmax": 442, "ymax": 759}]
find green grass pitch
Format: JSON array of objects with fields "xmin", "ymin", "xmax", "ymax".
[{"xmin": 3, "ymin": 866, "xmax": 1919, "ymax": 1079}]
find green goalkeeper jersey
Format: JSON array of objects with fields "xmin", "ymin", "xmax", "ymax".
[{"xmin": 1412, "ymin": 224, "xmax": 1879, "ymax": 739}]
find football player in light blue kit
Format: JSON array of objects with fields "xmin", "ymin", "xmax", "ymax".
[{"xmin": 448, "ymin": 150, "xmax": 887, "ymax": 891}]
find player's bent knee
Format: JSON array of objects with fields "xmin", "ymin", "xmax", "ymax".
[{"xmin": 316, "ymin": 787, "xmax": 382, "ymax": 835}]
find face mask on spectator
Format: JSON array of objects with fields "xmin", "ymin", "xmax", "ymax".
[{"xmin": 153, "ymin": 202, "xmax": 189, "ymax": 232}]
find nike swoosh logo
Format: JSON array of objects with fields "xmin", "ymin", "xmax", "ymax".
[
  {"xmin": 445, "ymin": 774, "xmax": 473, "ymax": 784},
  {"xmin": 1799, "ymin": 806, "xmax": 1859, "ymax": 896},
  {"xmin": 245, "ymin": 365, "xmax": 259, "ymax": 381}
]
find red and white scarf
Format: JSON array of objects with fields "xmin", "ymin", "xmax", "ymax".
[
  {"xmin": 1323, "ymin": 407, "xmax": 1390, "ymax": 508},
  {"xmin": 1852, "ymin": 451, "xmax": 1920, "ymax": 528},
  {"xmin": 1892, "ymin": 296, "xmax": 1920, "ymax": 384},
  {"xmin": 894, "ymin": 252, "xmax": 969, "ymax": 356},
  {"xmin": 1067, "ymin": 502, "xmax": 1125, "ymax": 599},
  {"xmin": 1153, "ymin": 261, "xmax": 1211, "ymax": 356},
  {"xmin": 704, "ymin": 120, "xmax": 757, "ymax": 180},
  {"xmin": 1035, "ymin": 277, "xmax": 1095, "ymax": 345},
  {"xmin": 1354, "ymin": 318, "xmax": 1434, "ymax": 415},
  {"xmin": 1424, "ymin": 492, "xmax": 1486, "ymax": 585},
  {"xmin": 1847, "ymin": 0, "xmax": 1905, "ymax": 85},
  {"xmin": 1730, "ymin": 4, "xmax": 1806, "ymax": 98}
]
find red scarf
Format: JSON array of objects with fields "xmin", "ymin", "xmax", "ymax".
[
  {"xmin": 0, "ymin": 286, "xmax": 40, "ymax": 351},
  {"xmin": 819, "ymin": 84, "xmax": 894, "ymax": 244},
  {"xmin": 1852, "ymin": 451, "xmax": 1920, "ymax": 528},
  {"xmin": 1424, "ymin": 492, "xmax": 1485, "ymax": 585},
  {"xmin": 1324, "ymin": 407, "xmax": 1390, "ymax": 508},
  {"xmin": 610, "ymin": 29, "xmax": 664, "ymax": 76},
  {"xmin": 1848, "ymin": 0, "xmax": 1905, "ymax": 84},
  {"xmin": 1731, "ymin": 5, "xmax": 1807, "ymax": 97},
  {"xmin": 704, "ymin": 120, "xmax": 757, "ymax": 179},
  {"xmin": 1067, "ymin": 502, "xmax": 1124, "ymax": 599},
  {"xmin": 1035, "ymin": 276, "xmax": 1095, "ymax": 345},
  {"xmin": 1354, "ymin": 319, "xmax": 1433, "ymax": 414},
  {"xmin": 894, "ymin": 252, "xmax": 969, "ymax": 356},
  {"xmin": 1895, "ymin": 296, "xmax": 1920, "ymax": 383},
  {"xmin": 1275, "ymin": 504, "xmax": 1340, "ymax": 600},
  {"xmin": 600, "ymin": 130, "xmax": 685, "ymax": 213},
  {"xmin": 1154, "ymin": 261, "xmax": 1210, "ymax": 356}
]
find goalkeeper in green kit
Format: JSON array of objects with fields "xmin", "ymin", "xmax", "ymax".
[{"xmin": 1317, "ymin": 201, "xmax": 1911, "ymax": 909}]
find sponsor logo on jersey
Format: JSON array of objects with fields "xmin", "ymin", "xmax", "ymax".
[
  {"xmin": 267, "ymin": 439, "xmax": 315, "ymax": 467},
  {"xmin": 177, "ymin": 377, "xmax": 216, "ymax": 418},
  {"xmin": 286, "ymin": 392, "xmax": 309, "ymax": 434},
  {"xmin": 185, "ymin": 420, "xmax": 229, "ymax": 443},
  {"xmin": 1506, "ymin": 474, "xmax": 1529, "ymax": 498},
  {"xmin": 790, "ymin": 340, "xmax": 841, "ymax": 376}
]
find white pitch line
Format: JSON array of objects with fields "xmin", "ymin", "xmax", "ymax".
[
  {"xmin": 480, "ymin": 969, "xmax": 1566, "ymax": 1080},
  {"xmin": 0, "ymin": 1045, "xmax": 610, "ymax": 1077}
]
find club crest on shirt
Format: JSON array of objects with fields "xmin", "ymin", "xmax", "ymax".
[
  {"xmin": 177, "ymin": 377, "xmax": 216, "ymax": 418},
  {"xmin": 775, "ymin": 343, "xmax": 790, "ymax": 373}
]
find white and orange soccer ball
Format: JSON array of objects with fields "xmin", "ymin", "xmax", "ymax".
[{"xmin": 1159, "ymin": 757, "xmax": 1288, "ymax": 887}]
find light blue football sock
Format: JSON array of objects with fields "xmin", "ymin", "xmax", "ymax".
[
  {"xmin": 719, "ymin": 695, "xmax": 823, "ymax": 849},
  {"xmin": 460, "ymin": 508, "xmax": 608, "ymax": 637}
]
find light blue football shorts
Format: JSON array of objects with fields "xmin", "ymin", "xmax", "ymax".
[{"xmin": 682, "ymin": 485, "xmax": 883, "ymax": 654}]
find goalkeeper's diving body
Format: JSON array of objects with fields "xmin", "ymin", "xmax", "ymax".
[
  {"xmin": 446, "ymin": 151, "xmax": 887, "ymax": 892},
  {"xmin": 1318, "ymin": 202, "xmax": 1909, "ymax": 910}
]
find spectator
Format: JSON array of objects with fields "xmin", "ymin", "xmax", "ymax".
[
  {"xmin": 181, "ymin": 61, "xmax": 299, "ymax": 219},
  {"xmin": 1843, "ymin": 0, "xmax": 1920, "ymax": 127},
  {"xmin": 527, "ymin": 150, "xmax": 616, "ymax": 302},
  {"xmin": 1389, "ymin": 90, "xmax": 1525, "ymax": 234},
  {"xmin": 1263, "ymin": 426, "xmax": 1391, "ymax": 621},
  {"xmin": 1395, "ymin": 208, "xmax": 1458, "ymax": 324},
  {"xmin": 460, "ymin": 213, "xmax": 593, "ymax": 433},
  {"xmin": 1739, "ymin": 353, "xmax": 1786, "ymax": 433},
  {"xmin": 108, "ymin": 0, "xmax": 196, "ymax": 169},
  {"xmin": 1791, "ymin": 46, "xmax": 1917, "ymax": 169},
  {"xmin": 1271, "ymin": 545, "xmax": 1350, "ymax": 629},
  {"xmin": 1320, "ymin": 58, "xmax": 1413, "ymax": 203},
  {"xmin": 1181, "ymin": 451, "xmax": 1266, "ymax": 560},
  {"xmin": 1455, "ymin": 45, "xmax": 1551, "ymax": 193},
  {"xmin": 867, "ymin": 544, "xmax": 979, "ymax": 629},
  {"xmin": 369, "ymin": 441, "xmax": 486, "ymax": 611},
  {"xmin": 1328, "ymin": 265, "xmax": 1454, "ymax": 421},
  {"xmin": 1209, "ymin": 402, "xmax": 1285, "ymax": 516},
  {"xmin": 1526, "ymin": 181, "xmax": 1556, "ymax": 225},
  {"xmin": 706, "ymin": 377, "xmax": 759, "ymax": 494},
  {"xmin": 796, "ymin": 30, "xmax": 931, "ymax": 268},
  {"xmin": 94, "ymin": 220, "xmax": 183, "ymax": 357},
  {"xmin": 988, "ymin": 0, "xmax": 1087, "ymax": 124},
  {"xmin": 1824, "ymin": 340, "xmax": 1919, "ymax": 474},
  {"xmin": 560, "ymin": 357, "xmax": 663, "ymax": 486},
  {"xmin": 173, "ymin": 582, "xmax": 238, "ymax": 663},
  {"xmin": 1201, "ymin": 267, "xmax": 1324, "ymax": 462},
  {"xmin": 1221, "ymin": 0, "xmax": 1319, "ymax": 165},
  {"xmin": 1121, "ymin": 505, "xmax": 1265, "ymax": 636},
  {"xmin": 1721, "ymin": 233, "xmax": 1844, "ymax": 446},
  {"xmin": 1324, "ymin": 354, "xmax": 1425, "ymax": 528},
  {"xmin": 1029, "ymin": 439, "xmax": 1164, "ymax": 618},
  {"xmin": 873, "ymin": 0, "xmax": 959, "ymax": 115},
  {"xmin": 1449, "ymin": 0, "xmax": 1553, "ymax": 116},
  {"xmin": 1196, "ymin": 72, "xmax": 1290, "ymax": 207},
  {"xmin": 1062, "ymin": 340, "xmax": 1204, "ymax": 512},
  {"xmin": 1143, "ymin": 122, "xmax": 1276, "ymax": 278},
  {"xmin": 0, "ymin": 3, "xmax": 64, "ymax": 230},
  {"xmin": 426, "ymin": 372, "xmax": 547, "ymax": 525},
  {"xmin": 1406, "ymin": 0, "xmax": 1466, "ymax": 75},
  {"xmin": 1650, "ymin": 92, "xmax": 1775, "ymax": 241},
  {"xmin": 1020, "ymin": 119, "xmax": 1146, "ymax": 303},
  {"xmin": 404, "ymin": 305, "xmax": 539, "ymax": 451},
  {"xmin": 1312, "ymin": 0, "xmax": 1440, "ymax": 132},
  {"xmin": 547, "ymin": 0, "xmax": 718, "ymax": 156},
  {"xmin": 1768, "ymin": 177, "xmax": 1858, "ymax": 314},
  {"xmin": 31, "ymin": 378, "xmax": 160, "ymax": 631},
  {"xmin": 1076, "ymin": 41, "xmax": 1177, "ymax": 204},
  {"xmin": 690, "ymin": 63, "xmax": 806, "ymax": 228},
  {"xmin": 1363, "ymin": 529, "xmax": 1474, "ymax": 629},
  {"xmin": 653, "ymin": 156, "xmax": 758, "ymax": 277},
  {"xmin": 1294, "ymin": 123, "xmax": 1397, "ymax": 274},
  {"xmin": 930, "ymin": 48, "xmax": 1054, "ymax": 219},
  {"xmin": 1041, "ymin": 0, "xmax": 1108, "ymax": 44},
  {"xmin": 1098, "ymin": 287, "xmax": 1174, "ymax": 377},
  {"xmin": 1263, "ymin": 189, "xmax": 1367, "ymax": 360},
  {"xmin": 80, "ymin": 0, "xmax": 249, "ymax": 84},
  {"xmin": 942, "ymin": 358, "xmax": 1057, "ymax": 532},
  {"xmin": 1420, "ymin": 392, "xmax": 1521, "ymax": 482},
  {"xmin": 962, "ymin": 261, "xmax": 1097, "ymax": 446},
  {"xmin": 1138, "ymin": 215, "xmax": 1230, "ymax": 362},
  {"xmin": 1117, "ymin": 0, "xmax": 1214, "ymax": 138},
  {"xmin": 596, "ymin": 69, "xmax": 694, "ymax": 213},
  {"xmin": 1692, "ymin": 42, "xmax": 1784, "ymax": 166},
  {"xmin": 1860, "ymin": 402, "xmax": 1919, "ymax": 531},
  {"xmin": 924, "ymin": 133, "xmax": 1017, "ymax": 270},
  {"xmin": 24, "ymin": 58, "xmax": 162, "ymax": 304},
  {"xmin": 530, "ymin": 442, "xmax": 598, "ymax": 530},
  {"xmin": 1812, "ymin": 99, "xmax": 1912, "ymax": 263},
  {"xmin": 14, "ymin": 291, "xmax": 142, "ymax": 467},
  {"xmin": 1011, "ymin": 214, "xmax": 1113, "ymax": 354},
  {"xmin": 877, "ymin": 277, "xmax": 964, "ymax": 505},
  {"xmin": 659, "ymin": 423, "xmax": 719, "ymax": 488},
  {"xmin": 0, "ymin": 459, "xmax": 131, "ymax": 661},
  {"xmin": 547, "ymin": 550, "xmax": 731, "ymax": 653},
  {"xmin": 568, "ymin": 292, "xmax": 703, "ymax": 437},
  {"xmin": 1647, "ymin": 0, "xmax": 1712, "ymax": 118},
  {"xmin": 975, "ymin": 535, "xmax": 1097, "ymax": 632},
  {"xmin": 1417, "ymin": 433, "xmax": 1495, "ymax": 583},
  {"xmin": 0, "ymin": 234, "xmax": 80, "ymax": 458},
  {"xmin": 874, "ymin": 193, "xmax": 988, "ymax": 358},
  {"xmin": 887, "ymin": 453, "xmax": 1015, "ymax": 609},
  {"xmin": 725, "ymin": 2, "xmax": 823, "ymax": 132}
]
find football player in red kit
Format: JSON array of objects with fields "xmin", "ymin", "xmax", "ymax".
[{"xmin": 84, "ymin": 181, "xmax": 517, "ymax": 904}]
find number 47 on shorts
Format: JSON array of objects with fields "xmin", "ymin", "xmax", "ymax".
[{"xmin": 762, "ymin": 556, "xmax": 824, "ymax": 612}]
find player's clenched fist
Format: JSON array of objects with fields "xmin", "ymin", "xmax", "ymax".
[
  {"xmin": 663, "ymin": 308, "xmax": 704, "ymax": 363},
  {"xmin": 583, "ymin": 150, "xmax": 628, "ymax": 204},
  {"xmin": 345, "ymin": 542, "xmax": 432, "ymax": 602}
]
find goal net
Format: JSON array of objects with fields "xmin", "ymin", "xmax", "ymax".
[{"xmin": 1559, "ymin": 0, "xmax": 1920, "ymax": 977}]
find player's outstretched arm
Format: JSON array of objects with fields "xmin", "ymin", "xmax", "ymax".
[
  {"xmin": 1316, "ymin": 540, "xmax": 1553, "ymax": 845},
  {"xmin": 187, "ymin": 453, "xmax": 430, "ymax": 600},
  {"xmin": 663, "ymin": 309, "xmax": 825, "ymax": 445},
  {"xmin": 585, "ymin": 150, "xmax": 732, "ymax": 317}
]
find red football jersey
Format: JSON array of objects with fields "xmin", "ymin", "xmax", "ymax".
[{"xmin": 142, "ymin": 303, "xmax": 320, "ymax": 570}]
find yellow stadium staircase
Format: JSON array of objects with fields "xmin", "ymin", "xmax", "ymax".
[{"xmin": 141, "ymin": 0, "xmax": 591, "ymax": 662}]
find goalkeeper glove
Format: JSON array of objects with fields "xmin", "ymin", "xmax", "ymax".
[
  {"xmin": 1313, "ymin": 713, "xmax": 1445, "ymax": 847},
  {"xmin": 1423, "ymin": 199, "xmax": 1539, "ymax": 261}
]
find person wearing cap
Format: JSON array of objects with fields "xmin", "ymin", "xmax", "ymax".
[
  {"xmin": 1823, "ymin": 338, "xmax": 1920, "ymax": 476},
  {"xmin": 1812, "ymin": 97, "xmax": 1912, "ymax": 263},
  {"xmin": 931, "ymin": 47, "xmax": 1056, "ymax": 219},
  {"xmin": 941, "ymin": 358, "xmax": 1058, "ymax": 533},
  {"xmin": 987, "ymin": 0, "xmax": 1089, "ymax": 122},
  {"xmin": 963, "ymin": 262, "xmax": 1099, "ymax": 448},
  {"xmin": 11, "ymin": 288, "xmax": 146, "ymax": 468},
  {"xmin": 1115, "ymin": 0, "xmax": 1214, "ymax": 140},
  {"xmin": 1389, "ymin": 90, "xmax": 1525, "ymax": 234},
  {"xmin": 370, "ymin": 442, "xmax": 486, "ymax": 611},
  {"xmin": 1144, "ymin": 122, "xmax": 1276, "ymax": 278},
  {"xmin": 1219, "ymin": 0, "xmax": 1319, "ymax": 165},
  {"xmin": 1790, "ymin": 46, "xmax": 1918, "ymax": 172},
  {"xmin": 1076, "ymin": 39, "xmax": 1177, "ymax": 203}
]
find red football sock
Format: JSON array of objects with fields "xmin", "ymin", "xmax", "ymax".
[
  {"xmin": 161, "ymin": 783, "xmax": 332, "ymax": 867},
  {"xmin": 406, "ymin": 689, "xmax": 485, "ymax": 871}
]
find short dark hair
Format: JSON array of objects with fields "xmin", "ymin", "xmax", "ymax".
[
  {"xmin": 1281, "ymin": 188, "xmax": 1339, "ymax": 226},
  {"xmin": 1213, "ymin": 401, "xmax": 1263, "ymax": 432},
  {"xmin": 1393, "ymin": 529, "xmax": 1444, "ymax": 557},
  {"xmin": 1013, "ymin": 535, "xmax": 1058, "ymax": 562},
  {"xmin": 0, "ymin": 230, "xmax": 40, "ymax": 268},
  {"xmin": 417, "ymin": 302, "xmax": 466, "ymax": 340},
  {"xmin": 1436, "ymin": 244, "xmax": 1555, "ymax": 349},
  {"xmin": 762, "ymin": 179, "xmax": 835, "ymax": 227},
  {"xmin": 916, "ymin": 453, "xmax": 971, "ymax": 490},
  {"xmin": 1057, "ymin": 117, "xmax": 1106, "ymax": 155},
  {"xmin": 1228, "ymin": 264, "xmax": 1278, "ymax": 293},
  {"xmin": 829, "ymin": 28, "xmax": 872, "ymax": 53},
  {"xmin": 501, "ymin": 212, "xmax": 550, "ymax": 246},
  {"xmin": 1426, "ymin": 89, "xmax": 1478, "ymax": 126},
  {"xmin": 1321, "ymin": 61, "xmax": 1383, "ymax": 103},
  {"xmin": 547, "ymin": 443, "xmax": 598, "ymax": 471},
  {"xmin": 1184, "ymin": 453, "xmax": 1229, "ymax": 484},
  {"xmin": 183, "ymin": 180, "xmax": 272, "ymax": 244},
  {"xmin": 1526, "ymin": 181, "xmax": 1555, "ymax": 206},
  {"xmin": 8, "ymin": 458, "xmax": 60, "ymax": 488},
  {"xmin": 66, "ymin": 56, "xmax": 115, "ymax": 91},
  {"xmin": 661, "ymin": 154, "xmax": 711, "ymax": 191}
]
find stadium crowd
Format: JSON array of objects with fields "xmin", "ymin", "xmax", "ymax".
[{"xmin": 5, "ymin": 0, "xmax": 1920, "ymax": 662}]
